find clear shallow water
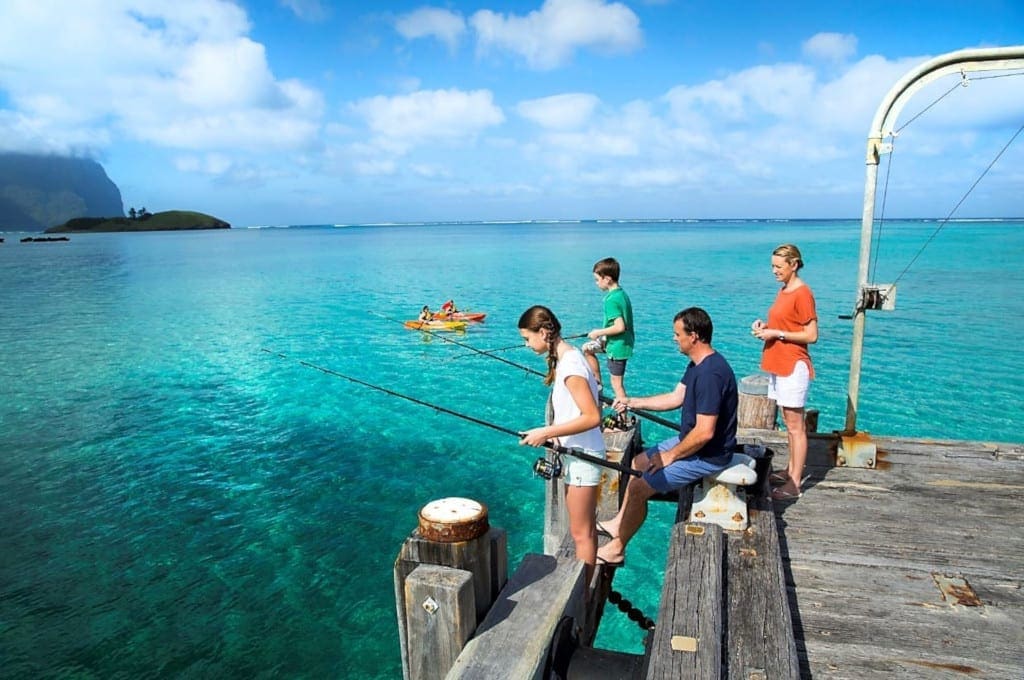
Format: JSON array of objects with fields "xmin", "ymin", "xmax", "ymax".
[{"xmin": 1, "ymin": 220, "xmax": 1022, "ymax": 678}]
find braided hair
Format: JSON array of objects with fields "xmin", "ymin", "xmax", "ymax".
[{"xmin": 518, "ymin": 305, "xmax": 562, "ymax": 386}]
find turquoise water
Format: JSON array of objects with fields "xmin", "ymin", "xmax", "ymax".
[{"xmin": 1, "ymin": 220, "xmax": 1022, "ymax": 678}]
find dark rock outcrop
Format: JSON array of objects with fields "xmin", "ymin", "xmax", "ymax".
[{"xmin": 0, "ymin": 153, "xmax": 124, "ymax": 230}]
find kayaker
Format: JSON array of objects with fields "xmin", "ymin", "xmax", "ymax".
[
  {"xmin": 440, "ymin": 299, "xmax": 458, "ymax": 318},
  {"xmin": 418, "ymin": 305, "xmax": 433, "ymax": 322}
]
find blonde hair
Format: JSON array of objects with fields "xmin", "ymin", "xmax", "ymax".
[{"xmin": 772, "ymin": 243, "xmax": 804, "ymax": 270}]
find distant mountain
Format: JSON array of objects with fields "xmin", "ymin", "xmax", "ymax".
[{"xmin": 0, "ymin": 153, "xmax": 124, "ymax": 230}]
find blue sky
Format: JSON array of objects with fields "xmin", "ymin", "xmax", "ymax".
[{"xmin": 1, "ymin": 0, "xmax": 1022, "ymax": 226}]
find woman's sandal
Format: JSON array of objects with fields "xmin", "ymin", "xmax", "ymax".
[{"xmin": 769, "ymin": 470, "xmax": 790, "ymax": 486}]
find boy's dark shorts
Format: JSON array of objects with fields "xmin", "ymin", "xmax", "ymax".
[{"xmin": 607, "ymin": 358, "xmax": 627, "ymax": 377}]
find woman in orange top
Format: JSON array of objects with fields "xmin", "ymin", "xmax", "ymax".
[{"xmin": 751, "ymin": 244, "xmax": 818, "ymax": 501}]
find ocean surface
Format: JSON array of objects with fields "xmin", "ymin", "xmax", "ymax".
[{"xmin": 1, "ymin": 219, "xmax": 1022, "ymax": 678}]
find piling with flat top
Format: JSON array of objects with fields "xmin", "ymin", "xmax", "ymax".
[
  {"xmin": 394, "ymin": 497, "xmax": 507, "ymax": 680},
  {"xmin": 738, "ymin": 374, "xmax": 777, "ymax": 429}
]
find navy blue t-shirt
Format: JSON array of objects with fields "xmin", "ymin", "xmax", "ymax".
[{"xmin": 678, "ymin": 351, "xmax": 738, "ymax": 463}]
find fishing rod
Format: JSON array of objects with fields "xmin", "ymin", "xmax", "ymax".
[
  {"xmin": 447, "ymin": 333, "xmax": 589, "ymax": 361},
  {"xmin": 370, "ymin": 310, "xmax": 681, "ymax": 431},
  {"xmin": 261, "ymin": 349, "xmax": 641, "ymax": 479}
]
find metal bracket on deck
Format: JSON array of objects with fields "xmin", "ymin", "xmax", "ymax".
[
  {"xmin": 837, "ymin": 431, "xmax": 877, "ymax": 468},
  {"xmin": 688, "ymin": 453, "xmax": 758, "ymax": 531}
]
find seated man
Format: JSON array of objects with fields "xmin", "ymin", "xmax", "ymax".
[{"xmin": 596, "ymin": 307, "xmax": 738, "ymax": 567}]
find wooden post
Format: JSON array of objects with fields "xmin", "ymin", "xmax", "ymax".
[
  {"xmin": 804, "ymin": 408, "xmax": 819, "ymax": 433},
  {"xmin": 394, "ymin": 498, "xmax": 506, "ymax": 680},
  {"xmin": 543, "ymin": 455, "xmax": 568, "ymax": 555},
  {"xmin": 738, "ymin": 374, "xmax": 777, "ymax": 429},
  {"xmin": 544, "ymin": 423, "xmax": 642, "ymax": 554},
  {"xmin": 404, "ymin": 564, "xmax": 475, "ymax": 680}
]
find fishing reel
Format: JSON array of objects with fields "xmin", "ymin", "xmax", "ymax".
[
  {"xmin": 533, "ymin": 453, "xmax": 563, "ymax": 480},
  {"xmin": 602, "ymin": 410, "xmax": 637, "ymax": 432}
]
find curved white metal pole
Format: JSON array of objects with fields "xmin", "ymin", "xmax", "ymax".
[{"xmin": 844, "ymin": 45, "xmax": 1024, "ymax": 434}]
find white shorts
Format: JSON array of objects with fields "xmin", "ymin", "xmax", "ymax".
[{"xmin": 768, "ymin": 360, "xmax": 810, "ymax": 409}]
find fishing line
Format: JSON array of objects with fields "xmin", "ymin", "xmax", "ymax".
[
  {"xmin": 370, "ymin": 310, "xmax": 680, "ymax": 431},
  {"xmin": 261, "ymin": 348, "xmax": 641, "ymax": 478},
  {"xmin": 870, "ymin": 69, "xmax": 1024, "ymax": 285},
  {"xmin": 890, "ymin": 121, "xmax": 1023, "ymax": 287},
  {"xmin": 447, "ymin": 333, "xmax": 589, "ymax": 361}
]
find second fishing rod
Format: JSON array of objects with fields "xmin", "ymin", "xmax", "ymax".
[
  {"xmin": 262, "ymin": 349, "xmax": 641, "ymax": 479},
  {"xmin": 370, "ymin": 310, "xmax": 681, "ymax": 432}
]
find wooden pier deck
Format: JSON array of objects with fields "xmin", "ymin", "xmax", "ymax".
[{"xmin": 745, "ymin": 430, "xmax": 1024, "ymax": 679}]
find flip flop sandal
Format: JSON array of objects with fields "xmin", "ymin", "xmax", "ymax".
[
  {"xmin": 771, "ymin": 487, "xmax": 802, "ymax": 501},
  {"xmin": 596, "ymin": 555, "xmax": 625, "ymax": 568}
]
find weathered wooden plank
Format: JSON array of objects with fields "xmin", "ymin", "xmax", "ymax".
[
  {"xmin": 725, "ymin": 507, "xmax": 799, "ymax": 679},
  {"xmin": 405, "ymin": 565, "xmax": 476, "ymax": 680},
  {"xmin": 786, "ymin": 561, "xmax": 1024, "ymax": 609},
  {"xmin": 761, "ymin": 433, "xmax": 1024, "ymax": 680},
  {"xmin": 446, "ymin": 552, "xmax": 585, "ymax": 680},
  {"xmin": 644, "ymin": 522, "xmax": 723, "ymax": 679},
  {"xmin": 782, "ymin": 559, "xmax": 1024, "ymax": 670},
  {"xmin": 797, "ymin": 639, "xmax": 1024, "ymax": 680}
]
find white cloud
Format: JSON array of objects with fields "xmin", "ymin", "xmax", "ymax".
[
  {"xmin": 802, "ymin": 32, "xmax": 858, "ymax": 63},
  {"xmin": 517, "ymin": 93, "xmax": 600, "ymax": 129},
  {"xmin": 395, "ymin": 7, "xmax": 467, "ymax": 52},
  {"xmin": 279, "ymin": 0, "xmax": 328, "ymax": 22},
  {"xmin": 349, "ymin": 89, "xmax": 505, "ymax": 153},
  {"xmin": 665, "ymin": 64, "xmax": 817, "ymax": 125},
  {"xmin": 545, "ymin": 130, "xmax": 637, "ymax": 156},
  {"xmin": 0, "ymin": 0, "xmax": 322, "ymax": 154},
  {"xmin": 471, "ymin": 0, "xmax": 642, "ymax": 70},
  {"xmin": 175, "ymin": 152, "xmax": 233, "ymax": 175}
]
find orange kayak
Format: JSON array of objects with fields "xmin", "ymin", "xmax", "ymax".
[{"xmin": 404, "ymin": 320, "xmax": 469, "ymax": 332}]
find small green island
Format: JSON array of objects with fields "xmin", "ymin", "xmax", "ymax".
[{"xmin": 46, "ymin": 209, "xmax": 230, "ymax": 233}]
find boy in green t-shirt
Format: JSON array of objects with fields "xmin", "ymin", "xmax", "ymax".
[{"xmin": 582, "ymin": 257, "xmax": 635, "ymax": 402}]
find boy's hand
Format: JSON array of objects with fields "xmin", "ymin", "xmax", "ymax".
[{"xmin": 588, "ymin": 329, "xmax": 602, "ymax": 340}]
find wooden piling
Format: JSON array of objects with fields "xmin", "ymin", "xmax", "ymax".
[
  {"xmin": 394, "ymin": 497, "xmax": 507, "ymax": 680},
  {"xmin": 738, "ymin": 374, "xmax": 777, "ymax": 429},
  {"xmin": 403, "ymin": 565, "xmax": 475, "ymax": 680}
]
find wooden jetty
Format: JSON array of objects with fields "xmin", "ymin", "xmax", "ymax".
[
  {"xmin": 755, "ymin": 429, "xmax": 1024, "ymax": 679},
  {"xmin": 391, "ymin": 45, "xmax": 1024, "ymax": 679},
  {"xmin": 394, "ymin": 418, "xmax": 1024, "ymax": 679}
]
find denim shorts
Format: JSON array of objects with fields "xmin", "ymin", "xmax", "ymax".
[
  {"xmin": 643, "ymin": 436, "xmax": 731, "ymax": 494},
  {"xmin": 562, "ymin": 449, "xmax": 605, "ymax": 487}
]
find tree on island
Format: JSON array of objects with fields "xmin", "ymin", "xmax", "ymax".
[{"xmin": 127, "ymin": 206, "xmax": 152, "ymax": 220}]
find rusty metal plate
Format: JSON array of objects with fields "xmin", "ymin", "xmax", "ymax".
[{"xmin": 932, "ymin": 573, "xmax": 983, "ymax": 607}]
